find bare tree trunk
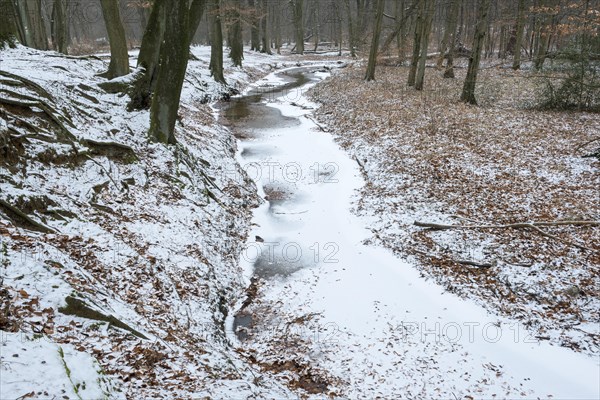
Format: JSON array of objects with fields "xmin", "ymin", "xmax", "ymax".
[
  {"xmin": 415, "ymin": 0, "xmax": 435, "ymax": 90},
  {"xmin": 365, "ymin": 0, "xmax": 384, "ymax": 81},
  {"xmin": 100, "ymin": 0, "xmax": 129, "ymax": 79},
  {"xmin": 408, "ymin": 0, "xmax": 424, "ymax": 86},
  {"xmin": 293, "ymin": 0, "xmax": 304, "ymax": 54},
  {"xmin": 274, "ymin": 0, "xmax": 282, "ymax": 54},
  {"xmin": 128, "ymin": 0, "xmax": 166, "ymax": 110},
  {"xmin": 248, "ymin": 0, "xmax": 259, "ymax": 51},
  {"xmin": 442, "ymin": 0, "xmax": 460, "ymax": 78},
  {"xmin": 344, "ymin": 0, "xmax": 356, "ymax": 57},
  {"xmin": 51, "ymin": 0, "xmax": 69, "ymax": 54},
  {"xmin": 460, "ymin": 0, "xmax": 491, "ymax": 105},
  {"xmin": 209, "ymin": 0, "xmax": 226, "ymax": 84},
  {"xmin": 260, "ymin": 0, "xmax": 271, "ymax": 54},
  {"xmin": 0, "ymin": 0, "xmax": 18, "ymax": 48},
  {"xmin": 30, "ymin": 0, "xmax": 48, "ymax": 50},
  {"xmin": 229, "ymin": 0, "xmax": 244, "ymax": 66},
  {"xmin": 148, "ymin": 0, "xmax": 191, "ymax": 144},
  {"xmin": 188, "ymin": 0, "xmax": 208, "ymax": 44},
  {"xmin": 437, "ymin": 0, "xmax": 457, "ymax": 68},
  {"xmin": 312, "ymin": 0, "xmax": 320, "ymax": 52},
  {"xmin": 12, "ymin": 1, "xmax": 34, "ymax": 47}
]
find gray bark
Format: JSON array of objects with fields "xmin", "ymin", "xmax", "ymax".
[
  {"xmin": 415, "ymin": 0, "xmax": 435, "ymax": 90},
  {"xmin": 365, "ymin": 0, "xmax": 385, "ymax": 81},
  {"xmin": 148, "ymin": 0, "xmax": 191, "ymax": 144},
  {"xmin": 51, "ymin": 0, "xmax": 69, "ymax": 54},
  {"xmin": 209, "ymin": 0, "xmax": 226, "ymax": 84},
  {"xmin": 100, "ymin": 0, "xmax": 129, "ymax": 79},
  {"xmin": 460, "ymin": 0, "xmax": 491, "ymax": 105}
]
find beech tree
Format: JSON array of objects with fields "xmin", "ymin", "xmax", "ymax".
[
  {"xmin": 415, "ymin": 0, "xmax": 435, "ymax": 90},
  {"xmin": 51, "ymin": 0, "xmax": 69, "ymax": 54},
  {"xmin": 11, "ymin": 0, "xmax": 48, "ymax": 50},
  {"xmin": 100, "ymin": 0, "xmax": 130, "ymax": 79},
  {"xmin": 512, "ymin": 0, "xmax": 527, "ymax": 70},
  {"xmin": 209, "ymin": 0, "xmax": 226, "ymax": 84},
  {"xmin": 292, "ymin": 0, "xmax": 304, "ymax": 54},
  {"xmin": 461, "ymin": 0, "xmax": 492, "ymax": 105},
  {"xmin": 228, "ymin": 0, "xmax": 244, "ymax": 66},
  {"xmin": 0, "ymin": 0, "xmax": 18, "ymax": 48},
  {"xmin": 148, "ymin": 0, "xmax": 191, "ymax": 144},
  {"xmin": 365, "ymin": 0, "xmax": 385, "ymax": 81}
]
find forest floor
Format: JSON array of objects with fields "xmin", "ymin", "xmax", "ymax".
[
  {"xmin": 309, "ymin": 60, "xmax": 600, "ymax": 358},
  {"xmin": 1, "ymin": 42, "xmax": 598, "ymax": 398},
  {"xmin": 0, "ymin": 44, "xmax": 343, "ymax": 399}
]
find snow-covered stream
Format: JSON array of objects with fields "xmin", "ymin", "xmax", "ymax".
[{"xmin": 221, "ymin": 66, "xmax": 599, "ymax": 398}]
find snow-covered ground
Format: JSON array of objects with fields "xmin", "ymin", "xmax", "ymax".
[
  {"xmin": 0, "ymin": 44, "xmax": 337, "ymax": 398},
  {"xmin": 1, "ymin": 42, "xmax": 598, "ymax": 398},
  {"xmin": 224, "ymin": 65, "xmax": 600, "ymax": 398}
]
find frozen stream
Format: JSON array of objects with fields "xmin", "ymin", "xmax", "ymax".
[{"xmin": 221, "ymin": 66, "xmax": 599, "ymax": 398}]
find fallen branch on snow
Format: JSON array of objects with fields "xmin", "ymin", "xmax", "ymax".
[{"xmin": 414, "ymin": 220, "xmax": 599, "ymax": 252}]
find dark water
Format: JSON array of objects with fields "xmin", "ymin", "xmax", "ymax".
[{"xmin": 225, "ymin": 68, "xmax": 325, "ymax": 341}]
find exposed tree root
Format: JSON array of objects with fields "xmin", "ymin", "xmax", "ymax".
[{"xmin": 0, "ymin": 199, "xmax": 57, "ymax": 234}]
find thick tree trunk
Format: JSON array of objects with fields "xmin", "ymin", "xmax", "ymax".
[
  {"xmin": 443, "ymin": 0, "xmax": 460, "ymax": 78},
  {"xmin": 209, "ymin": 0, "xmax": 226, "ymax": 84},
  {"xmin": 365, "ymin": 0, "xmax": 385, "ymax": 81},
  {"xmin": 293, "ymin": 0, "xmax": 304, "ymax": 54},
  {"xmin": 12, "ymin": 1, "xmax": 34, "ymax": 47},
  {"xmin": 128, "ymin": 0, "xmax": 166, "ymax": 110},
  {"xmin": 100, "ymin": 0, "xmax": 129, "ymax": 79},
  {"xmin": 31, "ymin": 0, "xmax": 48, "ymax": 50},
  {"xmin": 148, "ymin": 0, "xmax": 190, "ymax": 144},
  {"xmin": 0, "ymin": 0, "xmax": 18, "ymax": 48},
  {"xmin": 229, "ymin": 0, "xmax": 244, "ymax": 66},
  {"xmin": 513, "ymin": 0, "xmax": 525, "ymax": 70},
  {"xmin": 415, "ymin": 0, "xmax": 435, "ymax": 90},
  {"xmin": 460, "ymin": 0, "xmax": 491, "ymax": 105},
  {"xmin": 260, "ymin": 0, "xmax": 271, "ymax": 54},
  {"xmin": 188, "ymin": 0, "xmax": 208, "ymax": 44},
  {"xmin": 51, "ymin": 0, "xmax": 69, "ymax": 54}
]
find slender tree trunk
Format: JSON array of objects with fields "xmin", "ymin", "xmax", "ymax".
[
  {"xmin": 312, "ymin": 0, "xmax": 320, "ymax": 52},
  {"xmin": 408, "ymin": 0, "xmax": 424, "ymax": 86},
  {"xmin": 415, "ymin": 0, "xmax": 435, "ymax": 90},
  {"xmin": 442, "ymin": 0, "xmax": 460, "ymax": 78},
  {"xmin": 533, "ymin": 2, "xmax": 552, "ymax": 71},
  {"xmin": 274, "ymin": 0, "xmax": 282, "ymax": 54},
  {"xmin": 460, "ymin": 0, "xmax": 491, "ymax": 105},
  {"xmin": 437, "ymin": 0, "xmax": 457, "ymax": 68},
  {"xmin": 209, "ymin": 0, "xmax": 226, "ymax": 84},
  {"xmin": 12, "ymin": 1, "xmax": 34, "ymax": 47},
  {"xmin": 365, "ymin": 0, "xmax": 384, "ymax": 81},
  {"xmin": 260, "ymin": 0, "xmax": 271, "ymax": 54},
  {"xmin": 229, "ymin": 0, "xmax": 244, "ymax": 66},
  {"xmin": 345, "ymin": 0, "xmax": 356, "ymax": 57},
  {"xmin": 51, "ymin": 0, "xmax": 69, "ymax": 54},
  {"xmin": 148, "ymin": 0, "xmax": 190, "ymax": 145},
  {"xmin": 248, "ymin": 0, "xmax": 259, "ymax": 51},
  {"xmin": 100, "ymin": 0, "xmax": 129, "ymax": 79},
  {"xmin": 293, "ymin": 0, "xmax": 304, "ymax": 54}
]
